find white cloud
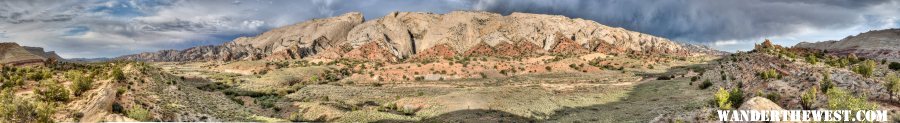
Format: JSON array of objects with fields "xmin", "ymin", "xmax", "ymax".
[{"xmin": 712, "ymin": 40, "xmax": 740, "ymax": 46}]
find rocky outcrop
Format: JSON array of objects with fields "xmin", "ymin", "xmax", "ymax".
[
  {"xmin": 795, "ymin": 28, "xmax": 900, "ymax": 60},
  {"xmin": 119, "ymin": 11, "xmax": 713, "ymax": 62},
  {"xmin": 738, "ymin": 97, "xmax": 783, "ymax": 110},
  {"xmin": 23, "ymin": 46, "xmax": 63, "ymax": 60}
]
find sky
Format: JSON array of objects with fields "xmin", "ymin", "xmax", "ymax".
[{"xmin": 0, "ymin": 0, "xmax": 898, "ymax": 58}]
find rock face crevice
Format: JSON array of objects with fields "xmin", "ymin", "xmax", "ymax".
[{"xmin": 119, "ymin": 11, "xmax": 711, "ymax": 62}]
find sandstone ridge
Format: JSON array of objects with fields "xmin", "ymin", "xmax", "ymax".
[{"xmin": 118, "ymin": 11, "xmax": 713, "ymax": 62}]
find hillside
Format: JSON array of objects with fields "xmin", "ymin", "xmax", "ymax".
[
  {"xmin": 657, "ymin": 39, "xmax": 900, "ymax": 122},
  {"xmin": 0, "ymin": 42, "xmax": 60, "ymax": 66},
  {"xmin": 795, "ymin": 28, "xmax": 900, "ymax": 60},
  {"xmin": 23, "ymin": 46, "xmax": 63, "ymax": 61},
  {"xmin": 118, "ymin": 11, "xmax": 715, "ymax": 62}
]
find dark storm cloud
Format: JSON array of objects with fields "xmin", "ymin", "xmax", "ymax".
[
  {"xmin": 760, "ymin": 0, "xmax": 890, "ymax": 9},
  {"xmin": 473, "ymin": 0, "xmax": 896, "ymax": 43}
]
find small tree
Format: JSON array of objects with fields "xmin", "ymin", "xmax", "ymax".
[
  {"xmin": 800, "ymin": 87, "xmax": 818, "ymax": 109},
  {"xmin": 821, "ymin": 71, "xmax": 834, "ymax": 93},
  {"xmin": 854, "ymin": 60, "xmax": 876, "ymax": 78},
  {"xmin": 886, "ymin": 73, "xmax": 900, "ymax": 102}
]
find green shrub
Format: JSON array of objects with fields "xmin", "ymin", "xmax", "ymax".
[
  {"xmin": 255, "ymin": 95, "xmax": 279, "ymax": 109},
  {"xmin": 848, "ymin": 54, "xmax": 860, "ymax": 64},
  {"xmin": 0, "ymin": 89, "xmax": 56, "ymax": 123},
  {"xmin": 26, "ymin": 70, "xmax": 49, "ymax": 81},
  {"xmin": 800, "ymin": 87, "xmax": 818, "ymax": 109},
  {"xmin": 806, "ymin": 54, "xmax": 818, "ymax": 64},
  {"xmin": 820, "ymin": 72, "xmax": 834, "ymax": 93},
  {"xmin": 0, "ymin": 76, "xmax": 24, "ymax": 89},
  {"xmin": 715, "ymin": 88, "xmax": 732, "ymax": 110},
  {"xmin": 112, "ymin": 102, "xmax": 124, "ymax": 114},
  {"xmin": 657, "ymin": 76, "xmax": 671, "ymax": 80},
  {"xmin": 758, "ymin": 69, "xmax": 779, "ymax": 80},
  {"xmin": 728, "ymin": 88, "xmax": 744, "ymax": 107},
  {"xmin": 854, "ymin": 60, "xmax": 876, "ymax": 78},
  {"xmin": 117, "ymin": 87, "xmax": 127, "ymax": 97},
  {"xmin": 889, "ymin": 62, "xmax": 900, "ymax": 71},
  {"xmin": 127, "ymin": 106, "xmax": 150, "ymax": 121},
  {"xmin": 886, "ymin": 73, "xmax": 900, "ymax": 101},
  {"xmin": 826, "ymin": 88, "xmax": 877, "ymax": 111},
  {"xmin": 34, "ymin": 80, "xmax": 69, "ymax": 102},
  {"xmin": 545, "ymin": 66, "xmax": 552, "ymax": 71},
  {"xmin": 765, "ymin": 92, "xmax": 780, "ymax": 102},
  {"xmin": 698, "ymin": 79, "xmax": 713, "ymax": 89},
  {"xmin": 111, "ymin": 67, "xmax": 126, "ymax": 82},
  {"xmin": 71, "ymin": 76, "xmax": 93, "ymax": 97}
]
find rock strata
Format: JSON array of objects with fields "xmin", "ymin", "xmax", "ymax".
[{"xmin": 119, "ymin": 11, "xmax": 715, "ymax": 62}]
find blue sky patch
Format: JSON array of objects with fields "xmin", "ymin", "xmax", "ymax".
[{"xmin": 64, "ymin": 26, "xmax": 90, "ymax": 36}]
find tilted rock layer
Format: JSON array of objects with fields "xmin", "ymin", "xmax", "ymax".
[
  {"xmin": 119, "ymin": 11, "xmax": 711, "ymax": 62},
  {"xmin": 795, "ymin": 28, "xmax": 900, "ymax": 60}
]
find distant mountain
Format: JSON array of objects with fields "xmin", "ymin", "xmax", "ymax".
[
  {"xmin": 119, "ymin": 11, "xmax": 719, "ymax": 62},
  {"xmin": 67, "ymin": 57, "xmax": 113, "ymax": 63},
  {"xmin": 23, "ymin": 46, "xmax": 63, "ymax": 61},
  {"xmin": 795, "ymin": 28, "xmax": 900, "ymax": 60},
  {"xmin": 0, "ymin": 42, "xmax": 60, "ymax": 66}
]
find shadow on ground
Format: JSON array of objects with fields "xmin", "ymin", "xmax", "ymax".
[{"xmin": 375, "ymin": 63, "xmax": 716, "ymax": 123}]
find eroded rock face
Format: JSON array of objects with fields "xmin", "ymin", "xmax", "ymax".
[
  {"xmin": 119, "ymin": 11, "xmax": 709, "ymax": 62},
  {"xmin": 550, "ymin": 33, "xmax": 589, "ymax": 54},
  {"xmin": 795, "ymin": 29, "xmax": 900, "ymax": 60},
  {"xmin": 414, "ymin": 44, "xmax": 457, "ymax": 59},
  {"xmin": 343, "ymin": 41, "xmax": 398, "ymax": 62},
  {"xmin": 462, "ymin": 42, "xmax": 495, "ymax": 56}
]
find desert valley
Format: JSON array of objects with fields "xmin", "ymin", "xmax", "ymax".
[{"xmin": 3, "ymin": 11, "xmax": 900, "ymax": 122}]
